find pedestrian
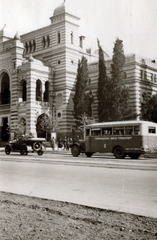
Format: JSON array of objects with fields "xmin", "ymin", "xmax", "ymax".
[
  {"xmin": 63, "ymin": 136, "xmax": 67, "ymax": 150},
  {"xmin": 66, "ymin": 137, "xmax": 70, "ymax": 150},
  {"xmin": 50, "ymin": 137, "xmax": 55, "ymax": 150},
  {"xmin": 58, "ymin": 138, "xmax": 63, "ymax": 150}
]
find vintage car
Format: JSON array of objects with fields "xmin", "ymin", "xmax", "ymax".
[{"xmin": 5, "ymin": 136, "xmax": 46, "ymax": 155}]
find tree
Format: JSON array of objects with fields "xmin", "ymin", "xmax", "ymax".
[
  {"xmin": 75, "ymin": 112, "xmax": 95, "ymax": 139},
  {"xmin": 109, "ymin": 38, "xmax": 134, "ymax": 121},
  {"xmin": 97, "ymin": 38, "xmax": 133, "ymax": 122},
  {"xmin": 111, "ymin": 38, "xmax": 125, "ymax": 84},
  {"xmin": 73, "ymin": 56, "xmax": 94, "ymax": 128},
  {"xmin": 36, "ymin": 113, "xmax": 59, "ymax": 135},
  {"xmin": 7, "ymin": 121, "xmax": 26, "ymax": 139},
  {"xmin": 84, "ymin": 90, "xmax": 94, "ymax": 117},
  {"xmin": 141, "ymin": 92, "xmax": 157, "ymax": 123},
  {"xmin": 97, "ymin": 39, "xmax": 109, "ymax": 122}
]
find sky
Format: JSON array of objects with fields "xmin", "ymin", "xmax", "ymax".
[{"xmin": 0, "ymin": 0, "xmax": 157, "ymax": 59}]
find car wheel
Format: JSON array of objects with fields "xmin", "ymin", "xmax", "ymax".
[
  {"xmin": 33, "ymin": 142, "xmax": 42, "ymax": 151},
  {"xmin": 37, "ymin": 150, "xmax": 44, "ymax": 155},
  {"xmin": 114, "ymin": 146, "xmax": 125, "ymax": 159},
  {"xmin": 5, "ymin": 145, "xmax": 11, "ymax": 155},
  {"xmin": 71, "ymin": 145, "xmax": 80, "ymax": 157},
  {"xmin": 20, "ymin": 144, "xmax": 28, "ymax": 155}
]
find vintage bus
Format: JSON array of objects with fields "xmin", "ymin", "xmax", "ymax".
[{"xmin": 71, "ymin": 120, "xmax": 157, "ymax": 159}]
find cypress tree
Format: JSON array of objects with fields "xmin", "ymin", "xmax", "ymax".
[
  {"xmin": 73, "ymin": 56, "xmax": 91, "ymax": 127},
  {"xmin": 84, "ymin": 90, "xmax": 94, "ymax": 117},
  {"xmin": 110, "ymin": 38, "xmax": 134, "ymax": 120},
  {"xmin": 111, "ymin": 38, "xmax": 125, "ymax": 84},
  {"xmin": 97, "ymin": 39, "xmax": 108, "ymax": 122}
]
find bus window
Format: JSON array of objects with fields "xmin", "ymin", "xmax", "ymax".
[
  {"xmin": 148, "ymin": 127, "xmax": 156, "ymax": 134},
  {"xmin": 86, "ymin": 128, "xmax": 90, "ymax": 136},
  {"xmin": 113, "ymin": 127, "xmax": 124, "ymax": 135},
  {"xmin": 134, "ymin": 126, "xmax": 140, "ymax": 135},
  {"xmin": 125, "ymin": 126, "xmax": 133, "ymax": 135},
  {"xmin": 102, "ymin": 127, "xmax": 112, "ymax": 135},
  {"xmin": 91, "ymin": 128, "xmax": 101, "ymax": 136}
]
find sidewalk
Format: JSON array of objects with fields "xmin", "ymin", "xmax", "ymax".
[{"xmin": 45, "ymin": 147, "xmax": 71, "ymax": 154}]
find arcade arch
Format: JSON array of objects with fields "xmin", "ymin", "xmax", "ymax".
[
  {"xmin": 36, "ymin": 79, "xmax": 42, "ymax": 101},
  {"xmin": 36, "ymin": 113, "xmax": 51, "ymax": 140},
  {"xmin": 0, "ymin": 72, "xmax": 10, "ymax": 105}
]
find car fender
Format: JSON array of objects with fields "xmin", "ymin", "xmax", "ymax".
[{"xmin": 5, "ymin": 143, "xmax": 13, "ymax": 151}]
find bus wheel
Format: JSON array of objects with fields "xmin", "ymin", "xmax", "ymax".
[
  {"xmin": 130, "ymin": 154, "xmax": 140, "ymax": 159},
  {"xmin": 71, "ymin": 145, "xmax": 80, "ymax": 157},
  {"xmin": 114, "ymin": 146, "xmax": 125, "ymax": 159},
  {"xmin": 85, "ymin": 152, "xmax": 93, "ymax": 157}
]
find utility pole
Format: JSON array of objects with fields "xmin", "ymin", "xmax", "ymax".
[
  {"xmin": 49, "ymin": 66, "xmax": 57, "ymax": 137},
  {"xmin": 50, "ymin": 92, "xmax": 56, "ymax": 132}
]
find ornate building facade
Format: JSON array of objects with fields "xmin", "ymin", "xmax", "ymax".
[{"xmin": 0, "ymin": 1, "xmax": 157, "ymax": 145}]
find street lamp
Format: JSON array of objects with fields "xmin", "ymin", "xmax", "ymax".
[{"xmin": 49, "ymin": 92, "xmax": 57, "ymax": 133}]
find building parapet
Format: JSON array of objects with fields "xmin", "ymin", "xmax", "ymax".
[{"xmin": 125, "ymin": 53, "xmax": 157, "ymax": 69}]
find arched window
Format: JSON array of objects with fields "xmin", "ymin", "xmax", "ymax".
[
  {"xmin": 32, "ymin": 40, "xmax": 36, "ymax": 52},
  {"xmin": 44, "ymin": 81, "xmax": 49, "ymax": 102},
  {"xmin": 22, "ymin": 80, "xmax": 27, "ymax": 101},
  {"xmin": 36, "ymin": 79, "xmax": 42, "ymax": 101},
  {"xmin": 1, "ymin": 73, "xmax": 10, "ymax": 105},
  {"xmin": 57, "ymin": 31, "xmax": 61, "ymax": 44},
  {"xmin": 29, "ymin": 41, "xmax": 32, "ymax": 53},
  {"xmin": 25, "ymin": 42, "xmax": 28, "ymax": 54},
  {"xmin": 42, "ymin": 37, "xmax": 46, "ymax": 48},
  {"xmin": 123, "ymin": 71, "xmax": 127, "ymax": 79},
  {"xmin": 71, "ymin": 31, "xmax": 73, "ymax": 44},
  {"xmin": 47, "ymin": 35, "xmax": 50, "ymax": 47}
]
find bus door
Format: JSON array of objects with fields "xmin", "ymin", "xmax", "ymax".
[
  {"xmin": 88, "ymin": 128, "xmax": 102, "ymax": 152},
  {"xmin": 85, "ymin": 128, "xmax": 91, "ymax": 152},
  {"xmin": 101, "ymin": 127, "xmax": 113, "ymax": 152}
]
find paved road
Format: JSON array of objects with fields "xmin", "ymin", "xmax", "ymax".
[
  {"xmin": 1, "ymin": 151, "xmax": 157, "ymax": 170},
  {"xmin": 0, "ymin": 153, "xmax": 157, "ymax": 218}
]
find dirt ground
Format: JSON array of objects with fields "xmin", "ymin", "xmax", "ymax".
[{"xmin": 0, "ymin": 192, "xmax": 157, "ymax": 240}]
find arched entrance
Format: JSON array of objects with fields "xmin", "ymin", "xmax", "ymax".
[
  {"xmin": 36, "ymin": 113, "xmax": 51, "ymax": 140},
  {"xmin": 1, "ymin": 72, "xmax": 10, "ymax": 104},
  {"xmin": 0, "ymin": 72, "xmax": 10, "ymax": 145},
  {"xmin": 1, "ymin": 117, "xmax": 9, "ymax": 142}
]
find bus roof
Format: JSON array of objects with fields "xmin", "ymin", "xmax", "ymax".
[{"xmin": 86, "ymin": 120, "xmax": 157, "ymax": 128}]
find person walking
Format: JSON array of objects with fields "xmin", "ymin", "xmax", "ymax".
[
  {"xmin": 58, "ymin": 138, "xmax": 63, "ymax": 150},
  {"xmin": 50, "ymin": 137, "xmax": 55, "ymax": 150},
  {"xmin": 66, "ymin": 137, "xmax": 70, "ymax": 150},
  {"xmin": 63, "ymin": 136, "xmax": 67, "ymax": 150}
]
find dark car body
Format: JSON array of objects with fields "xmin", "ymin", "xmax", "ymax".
[{"xmin": 5, "ymin": 136, "xmax": 46, "ymax": 155}]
